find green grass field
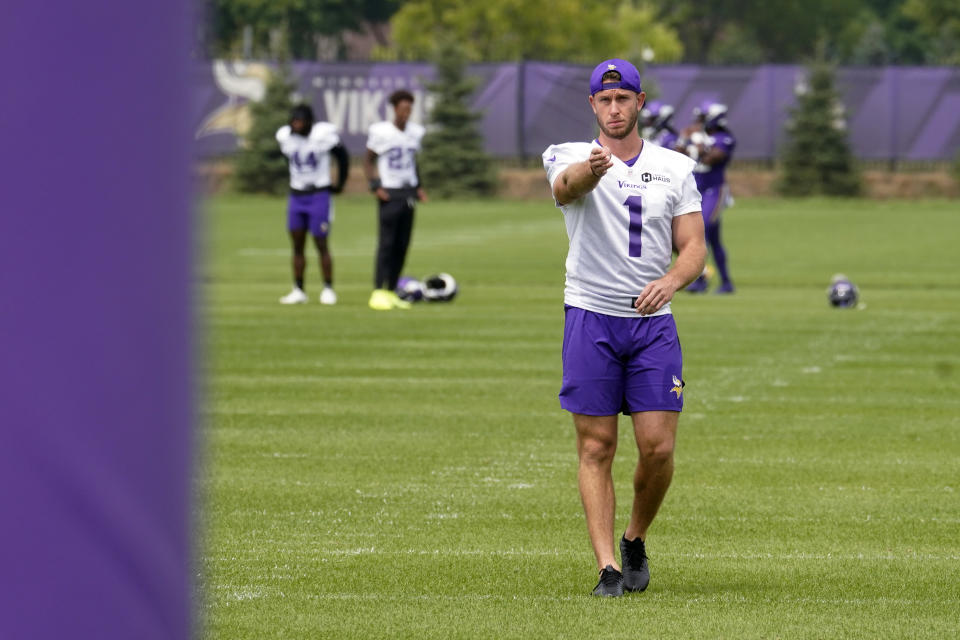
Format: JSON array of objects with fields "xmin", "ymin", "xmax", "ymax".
[{"xmin": 200, "ymin": 193, "xmax": 960, "ymax": 639}]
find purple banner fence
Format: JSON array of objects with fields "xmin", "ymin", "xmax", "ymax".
[{"xmin": 194, "ymin": 62, "xmax": 960, "ymax": 162}]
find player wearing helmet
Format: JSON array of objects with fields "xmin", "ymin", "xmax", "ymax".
[
  {"xmin": 679, "ymin": 102, "xmax": 736, "ymax": 293},
  {"xmin": 643, "ymin": 101, "xmax": 679, "ymax": 150},
  {"xmin": 276, "ymin": 104, "xmax": 350, "ymax": 305},
  {"xmin": 675, "ymin": 99, "xmax": 711, "ymax": 154},
  {"xmin": 543, "ymin": 59, "xmax": 706, "ymax": 597}
]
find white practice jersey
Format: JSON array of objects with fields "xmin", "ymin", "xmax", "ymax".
[
  {"xmin": 543, "ymin": 140, "xmax": 702, "ymax": 318},
  {"xmin": 276, "ymin": 122, "xmax": 340, "ymax": 190},
  {"xmin": 366, "ymin": 120, "xmax": 425, "ymax": 188}
]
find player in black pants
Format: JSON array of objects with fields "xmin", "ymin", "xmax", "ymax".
[
  {"xmin": 374, "ymin": 187, "xmax": 418, "ymax": 296},
  {"xmin": 364, "ymin": 90, "xmax": 428, "ymax": 311}
]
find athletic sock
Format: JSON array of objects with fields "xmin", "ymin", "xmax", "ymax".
[{"xmin": 295, "ymin": 278, "xmax": 304, "ymax": 290}]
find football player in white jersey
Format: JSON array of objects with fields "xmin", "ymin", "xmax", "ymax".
[
  {"xmin": 543, "ymin": 59, "xmax": 706, "ymax": 597},
  {"xmin": 276, "ymin": 104, "xmax": 349, "ymax": 305},
  {"xmin": 363, "ymin": 90, "xmax": 428, "ymax": 311}
]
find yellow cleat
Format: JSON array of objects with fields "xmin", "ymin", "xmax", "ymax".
[
  {"xmin": 388, "ymin": 291, "xmax": 412, "ymax": 310},
  {"xmin": 368, "ymin": 289, "xmax": 394, "ymax": 311}
]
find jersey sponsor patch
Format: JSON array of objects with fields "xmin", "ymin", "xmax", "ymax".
[{"xmin": 641, "ymin": 172, "xmax": 671, "ymax": 183}]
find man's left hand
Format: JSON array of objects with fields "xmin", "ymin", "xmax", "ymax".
[{"xmin": 634, "ymin": 276, "xmax": 679, "ymax": 316}]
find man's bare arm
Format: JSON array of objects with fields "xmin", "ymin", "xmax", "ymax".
[
  {"xmin": 363, "ymin": 149, "xmax": 378, "ymax": 181},
  {"xmin": 364, "ymin": 149, "xmax": 389, "ymax": 201},
  {"xmin": 553, "ymin": 147, "xmax": 613, "ymax": 205},
  {"xmin": 633, "ymin": 212, "xmax": 706, "ymax": 315}
]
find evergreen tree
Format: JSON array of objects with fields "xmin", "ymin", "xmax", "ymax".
[
  {"xmin": 233, "ymin": 64, "xmax": 296, "ymax": 194},
  {"xmin": 778, "ymin": 52, "xmax": 861, "ymax": 197},
  {"xmin": 418, "ymin": 38, "xmax": 497, "ymax": 199}
]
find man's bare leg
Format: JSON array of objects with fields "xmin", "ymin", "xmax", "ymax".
[
  {"xmin": 624, "ymin": 410, "xmax": 678, "ymax": 542},
  {"xmin": 573, "ymin": 413, "xmax": 620, "ymax": 570},
  {"xmin": 313, "ymin": 234, "xmax": 333, "ymax": 285},
  {"xmin": 290, "ymin": 229, "xmax": 307, "ymax": 287}
]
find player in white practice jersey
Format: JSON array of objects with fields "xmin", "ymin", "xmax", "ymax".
[
  {"xmin": 543, "ymin": 59, "xmax": 706, "ymax": 597},
  {"xmin": 276, "ymin": 104, "xmax": 349, "ymax": 305},
  {"xmin": 363, "ymin": 90, "xmax": 428, "ymax": 311}
]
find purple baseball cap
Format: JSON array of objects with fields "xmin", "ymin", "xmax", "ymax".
[{"xmin": 590, "ymin": 59, "xmax": 642, "ymax": 95}]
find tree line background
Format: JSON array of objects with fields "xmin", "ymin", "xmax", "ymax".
[
  {"xmin": 215, "ymin": 0, "xmax": 958, "ymax": 198},
  {"xmin": 202, "ymin": 0, "xmax": 959, "ymax": 66}
]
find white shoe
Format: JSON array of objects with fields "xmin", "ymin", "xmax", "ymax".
[
  {"xmin": 319, "ymin": 287, "xmax": 337, "ymax": 305},
  {"xmin": 279, "ymin": 287, "xmax": 308, "ymax": 304}
]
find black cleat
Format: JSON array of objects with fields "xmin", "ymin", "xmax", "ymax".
[
  {"xmin": 592, "ymin": 565, "xmax": 624, "ymax": 597},
  {"xmin": 620, "ymin": 535, "xmax": 650, "ymax": 592}
]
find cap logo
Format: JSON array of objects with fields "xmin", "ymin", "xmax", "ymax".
[{"xmin": 590, "ymin": 59, "xmax": 642, "ymax": 96}]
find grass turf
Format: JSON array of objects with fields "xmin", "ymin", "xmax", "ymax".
[{"xmin": 199, "ymin": 193, "xmax": 960, "ymax": 638}]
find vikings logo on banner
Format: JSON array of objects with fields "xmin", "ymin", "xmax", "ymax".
[{"xmin": 195, "ymin": 61, "xmax": 271, "ymax": 139}]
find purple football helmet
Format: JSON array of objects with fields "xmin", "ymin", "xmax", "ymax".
[
  {"xmin": 649, "ymin": 101, "xmax": 675, "ymax": 129},
  {"xmin": 692, "ymin": 99, "xmax": 714, "ymax": 119},
  {"xmin": 396, "ymin": 276, "xmax": 424, "ymax": 302},
  {"xmin": 704, "ymin": 103, "xmax": 728, "ymax": 131},
  {"xmin": 827, "ymin": 274, "xmax": 859, "ymax": 308}
]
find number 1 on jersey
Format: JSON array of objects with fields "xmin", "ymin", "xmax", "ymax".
[{"xmin": 624, "ymin": 195, "xmax": 643, "ymax": 257}]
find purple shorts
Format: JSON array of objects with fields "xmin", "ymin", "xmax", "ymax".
[
  {"xmin": 560, "ymin": 307, "xmax": 684, "ymax": 416},
  {"xmin": 287, "ymin": 189, "xmax": 332, "ymax": 237}
]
